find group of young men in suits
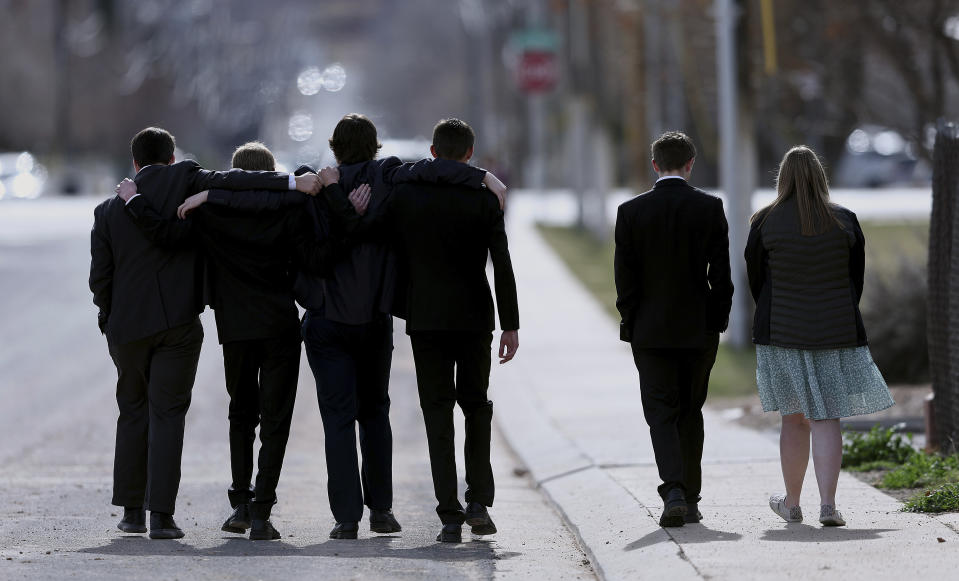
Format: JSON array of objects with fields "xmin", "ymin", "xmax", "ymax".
[{"xmin": 91, "ymin": 116, "xmax": 519, "ymax": 543}]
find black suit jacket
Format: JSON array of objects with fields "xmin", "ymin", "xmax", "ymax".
[
  {"xmin": 390, "ymin": 181, "xmax": 519, "ymax": 334},
  {"xmin": 202, "ymin": 158, "xmax": 489, "ymax": 325},
  {"xmin": 89, "ymin": 160, "xmax": 292, "ymax": 346},
  {"xmin": 298, "ymin": 157, "xmax": 487, "ymax": 324},
  {"xmin": 121, "ymin": 184, "xmax": 347, "ymax": 344},
  {"xmin": 614, "ymin": 178, "xmax": 733, "ymax": 349}
]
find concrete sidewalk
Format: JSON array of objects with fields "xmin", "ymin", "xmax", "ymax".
[{"xmin": 489, "ymin": 203, "xmax": 959, "ymax": 581}]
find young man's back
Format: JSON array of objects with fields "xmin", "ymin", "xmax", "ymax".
[
  {"xmin": 386, "ymin": 118, "xmax": 519, "ymax": 543},
  {"xmin": 614, "ymin": 131, "xmax": 732, "ymax": 529},
  {"xmin": 615, "ymin": 179, "xmax": 731, "ymax": 349},
  {"xmin": 391, "ymin": 181, "xmax": 518, "ymax": 333}
]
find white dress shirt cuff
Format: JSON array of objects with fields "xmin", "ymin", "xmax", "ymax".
[
  {"xmin": 288, "ymin": 174, "xmax": 296, "ymax": 190},
  {"xmin": 124, "ymin": 193, "xmax": 141, "ymax": 205}
]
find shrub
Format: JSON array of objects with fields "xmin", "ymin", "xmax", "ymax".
[
  {"xmin": 902, "ymin": 483, "xmax": 959, "ymax": 513},
  {"xmin": 842, "ymin": 425, "xmax": 916, "ymax": 468},
  {"xmin": 860, "ymin": 257, "xmax": 929, "ymax": 383}
]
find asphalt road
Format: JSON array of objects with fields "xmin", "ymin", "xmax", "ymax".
[{"xmin": 0, "ymin": 198, "xmax": 594, "ymax": 580}]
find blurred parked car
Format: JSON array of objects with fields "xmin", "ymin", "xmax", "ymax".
[{"xmin": 833, "ymin": 125, "xmax": 932, "ymax": 188}]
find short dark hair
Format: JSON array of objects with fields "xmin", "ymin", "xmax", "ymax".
[
  {"xmin": 131, "ymin": 127, "xmax": 176, "ymax": 167},
  {"xmin": 231, "ymin": 141, "xmax": 275, "ymax": 171},
  {"xmin": 651, "ymin": 131, "xmax": 696, "ymax": 171},
  {"xmin": 329, "ymin": 114, "xmax": 381, "ymax": 165},
  {"xmin": 432, "ymin": 118, "xmax": 474, "ymax": 160}
]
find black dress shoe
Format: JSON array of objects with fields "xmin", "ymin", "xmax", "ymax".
[
  {"xmin": 149, "ymin": 512, "xmax": 185, "ymax": 539},
  {"xmin": 117, "ymin": 507, "xmax": 146, "ymax": 534},
  {"xmin": 329, "ymin": 522, "xmax": 359, "ymax": 539},
  {"xmin": 684, "ymin": 502, "xmax": 703, "ymax": 524},
  {"xmin": 436, "ymin": 523, "xmax": 462, "ymax": 543},
  {"xmin": 250, "ymin": 519, "xmax": 281, "ymax": 541},
  {"xmin": 465, "ymin": 502, "xmax": 497, "ymax": 535},
  {"xmin": 221, "ymin": 504, "xmax": 251, "ymax": 534},
  {"xmin": 370, "ymin": 509, "xmax": 402, "ymax": 534},
  {"xmin": 659, "ymin": 488, "xmax": 688, "ymax": 528}
]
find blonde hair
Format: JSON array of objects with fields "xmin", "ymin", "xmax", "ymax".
[
  {"xmin": 231, "ymin": 141, "xmax": 275, "ymax": 171},
  {"xmin": 753, "ymin": 145, "xmax": 839, "ymax": 235}
]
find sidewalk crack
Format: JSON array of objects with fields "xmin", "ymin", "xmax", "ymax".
[
  {"xmin": 538, "ymin": 464, "xmax": 595, "ymax": 486},
  {"xmin": 609, "ymin": 470, "xmax": 708, "ymax": 580}
]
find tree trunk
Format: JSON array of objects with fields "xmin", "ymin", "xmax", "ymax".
[{"xmin": 928, "ymin": 121, "xmax": 959, "ymax": 453}]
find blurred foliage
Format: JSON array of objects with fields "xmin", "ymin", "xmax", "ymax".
[
  {"xmin": 860, "ymin": 222, "xmax": 930, "ymax": 384},
  {"xmin": 861, "ymin": 257, "xmax": 929, "ymax": 383},
  {"xmin": 842, "ymin": 425, "xmax": 916, "ymax": 469}
]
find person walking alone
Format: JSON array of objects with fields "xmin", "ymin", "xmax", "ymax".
[
  {"xmin": 614, "ymin": 131, "xmax": 733, "ymax": 528},
  {"xmin": 746, "ymin": 145, "xmax": 895, "ymax": 527}
]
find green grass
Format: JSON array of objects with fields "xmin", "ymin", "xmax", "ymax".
[
  {"xmin": 903, "ymin": 483, "xmax": 959, "ymax": 513},
  {"xmin": 536, "ymin": 220, "xmax": 930, "ymax": 400},
  {"xmin": 881, "ymin": 452, "xmax": 959, "ymax": 489},
  {"xmin": 861, "ymin": 222, "xmax": 929, "ymax": 269}
]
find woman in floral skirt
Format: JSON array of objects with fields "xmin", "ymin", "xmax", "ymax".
[{"xmin": 745, "ymin": 145, "xmax": 895, "ymax": 527}]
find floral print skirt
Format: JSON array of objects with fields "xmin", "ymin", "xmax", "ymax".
[{"xmin": 756, "ymin": 345, "xmax": 895, "ymax": 420}]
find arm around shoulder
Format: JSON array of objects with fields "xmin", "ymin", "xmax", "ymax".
[
  {"xmin": 125, "ymin": 194, "xmax": 198, "ymax": 249},
  {"xmin": 89, "ymin": 204, "xmax": 114, "ymax": 333}
]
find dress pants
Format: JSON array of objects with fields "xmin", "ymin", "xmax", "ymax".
[
  {"xmin": 409, "ymin": 330, "xmax": 494, "ymax": 525},
  {"xmin": 302, "ymin": 310, "xmax": 394, "ymax": 524},
  {"xmin": 109, "ymin": 319, "xmax": 203, "ymax": 515},
  {"xmin": 630, "ymin": 333, "xmax": 719, "ymax": 501},
  {"xmin": 221, "ymin": 332, "xmax": 301, "ymax": 511}
]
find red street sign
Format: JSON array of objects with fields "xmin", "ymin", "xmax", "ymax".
[{"xmin": 518, "ymin": 50, "xmax": 557, "ymax": 94}]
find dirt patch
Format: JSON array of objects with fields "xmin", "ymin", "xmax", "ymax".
[{"xmin": 846, "ymin": 470, "xmax": 925, "ymax": 503}]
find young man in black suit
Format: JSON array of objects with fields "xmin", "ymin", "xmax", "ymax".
[
  {"xmin": 614, "ymin": 131, "xmax": 733, "ymax": 528},
  {"xmin": 115, "ymin": 142, "xmax": 347, "ymax": 540},
  {"xmin": 90, "ymin": 128, "xmax": 320, "ymax": 539},
  {"xmin": 387, "ymin": 119, "xmax": 519, "ymax": 543}
]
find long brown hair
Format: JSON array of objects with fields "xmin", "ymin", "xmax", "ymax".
[{"xmin": 752, "ymin": 145, "xmax": 840, "ymax": 235}]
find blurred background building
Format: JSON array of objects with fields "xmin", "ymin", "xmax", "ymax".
[{"xmin": 3, "ymin": 0, "xmax": 957, "ymax": 197}]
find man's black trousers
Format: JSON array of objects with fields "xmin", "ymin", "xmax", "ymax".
[
  {"xmin": 110, "ymin": 319, "xmax": 203, "ymax": 515},
  {"xmin": 409, "ymin": 330, "xmax": 494, "ymax": 525},
  {"xmin": 221, "ymin": 332, "xmax": 301, "ymax": 511},
  {"xmin": 302, "ymin": 311, "xmax": 394, "ymax": 524},
  {"xmin": 630, "ymin": 333, "xmax": 719, "ymax": 502}
]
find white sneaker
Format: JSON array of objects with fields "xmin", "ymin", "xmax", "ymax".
[
  {"xmin": 769, "ymin": 495, "xmax": 803, "ymax": 522},
  {"xmin": 819, "ymin": 505, "xmax": 846, "ymax": 526}
]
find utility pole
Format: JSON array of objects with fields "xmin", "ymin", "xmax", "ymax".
[
  {"xmin": 716, "ymin": 0, "xmax": 755, "ymax": 348},
  {"xmin": 525, "ymin": 0, "xmax": 547, "ymax": 194}
]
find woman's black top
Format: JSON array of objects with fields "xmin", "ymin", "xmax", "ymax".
[{"xmin": 745, "ymin": 197, "xmax": 867, "ymax": 349}]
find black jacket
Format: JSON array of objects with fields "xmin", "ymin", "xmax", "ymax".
[
  {"xmin": 89, "ymin": 160, "xmax": 292, "ymax": 346},
  {"xmin": 390, "ymin": 180, "xmax": 519, "ymax": 333},
  {"xmin": 206, "ymin": 158, "xmax": 490, "ymax": 324},
  {"xmin": 614, "ymin": 178, "xmax": 733, "ymax": 349},
  {"xmin": 294, "ymin": 157, "xmax": 486, "ymax": 324},
  {"xmin": 122, "ymin": 188, "xmax": 338, "ymax": 344},
  {"xmin": 745, "ymin": 198, "xmax": 867, "ymax": 349}
]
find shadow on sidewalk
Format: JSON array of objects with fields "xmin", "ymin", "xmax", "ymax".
[
  {"xmin": 624, "ymin": 525, "xmax": 743, "ymax": 551},
  {"xmin": 761, "ymin": 525, "xmax": 896, "ymax": 542},
  {"xmin": 78, "ymin": 535, "xmax": 520, "ymax": 562}
]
